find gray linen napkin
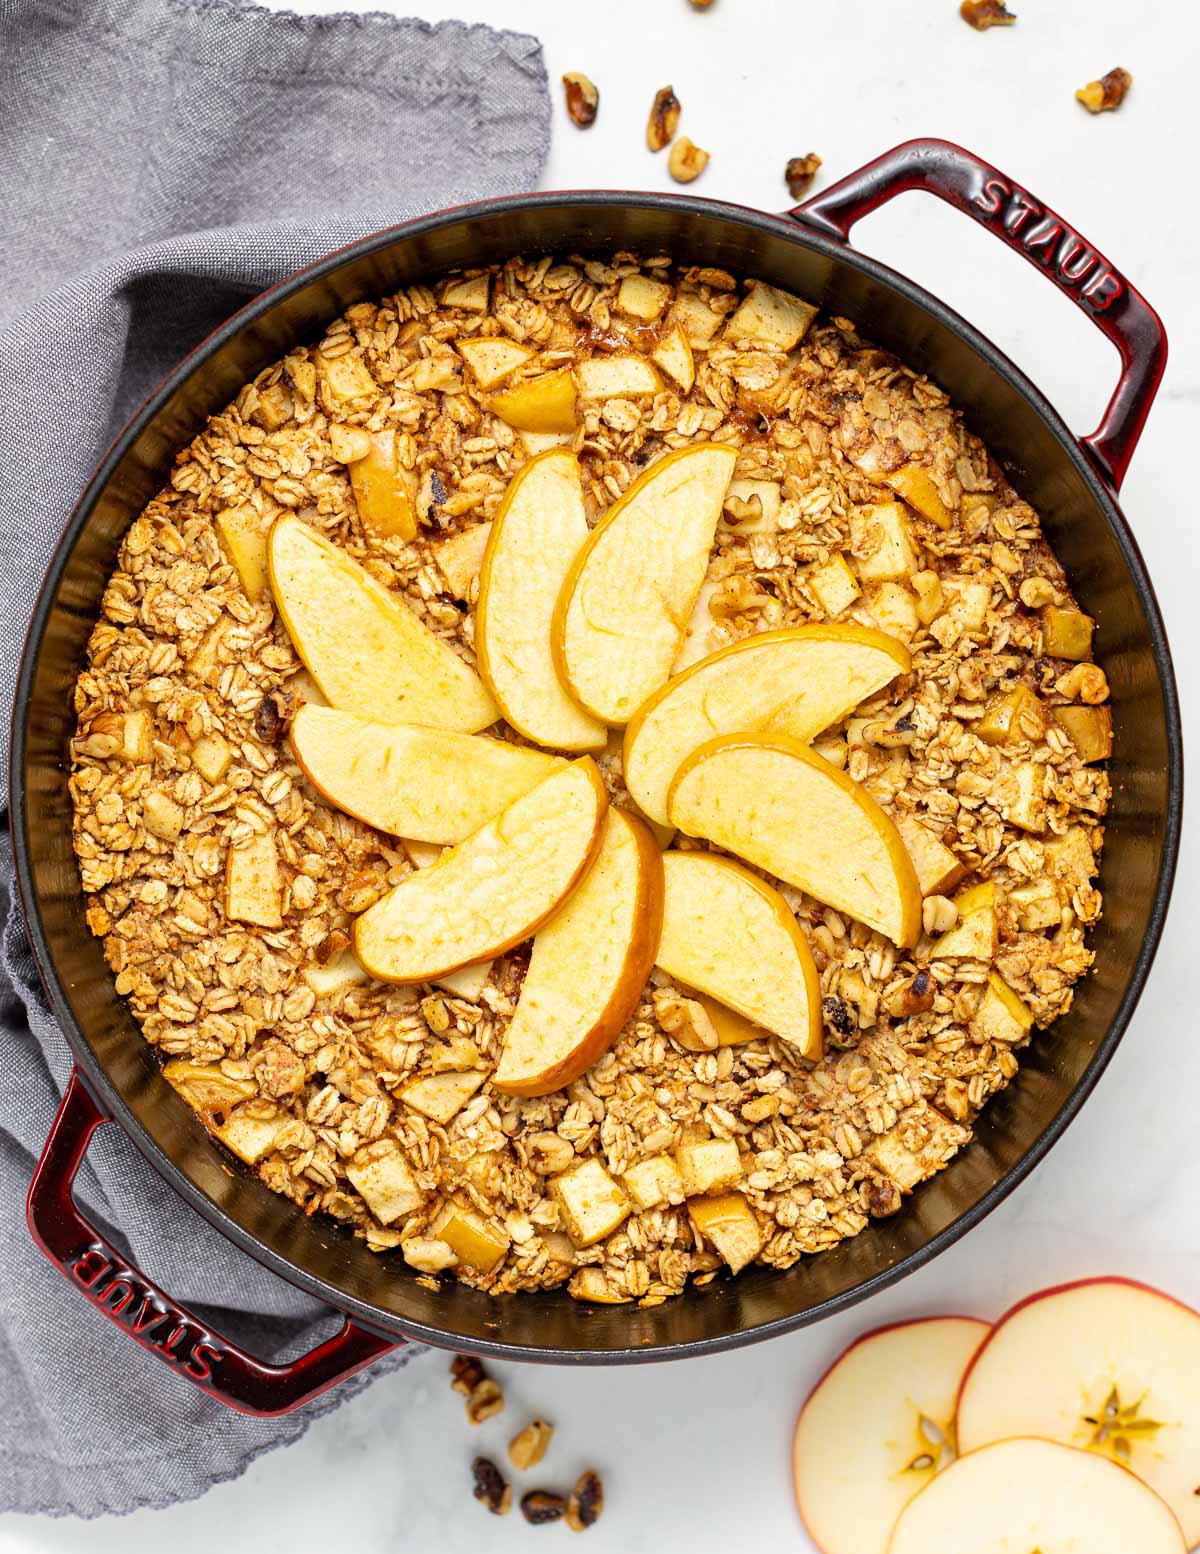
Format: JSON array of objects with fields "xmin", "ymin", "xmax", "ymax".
[{"xmin": 0, "ymin": 0, "xmax": 549, "ymax": 1517}]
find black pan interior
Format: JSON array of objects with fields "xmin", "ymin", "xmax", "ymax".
[{"xmin": 13, "ymin": 194, "xmax": 1180, "ymax": 1361}]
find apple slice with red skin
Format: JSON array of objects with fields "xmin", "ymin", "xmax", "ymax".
[
  {"xmin": 793, "ymin": 1316, "xmax": 990, "ymax": 1554},
  {"xmin": 955, "ymin": 1276, "xmax": 1200, "ymax": 1547},
  {"xmin": 887, "ymin": 1436, "xmax": 1186, "ymax": 1554}
]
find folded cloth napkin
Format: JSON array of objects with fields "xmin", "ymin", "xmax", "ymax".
[{"xmin": 0, "ymin": 0, "xmax": 549, "ymax": 1517}]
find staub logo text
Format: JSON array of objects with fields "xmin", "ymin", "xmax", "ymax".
[
  {"xmin": 971, "ymin": 175, "xmax": 1124, "ymax": 312},
  {"xmin": 70, "ymin": 1245, "xmax": 222, "ymax": 1382}
]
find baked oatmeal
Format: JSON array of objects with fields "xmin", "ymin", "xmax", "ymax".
[{"xmin": 69, "ymin": 252, "xmax": 1110, "ymax": 1304}]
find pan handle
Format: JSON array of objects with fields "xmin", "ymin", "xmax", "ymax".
[
  {"xmin": 790, "ymin": 137, "xmax": 1167, "ymax": 492},
  {"xmin": 27, "ymin": 1070, "xmax": 401, "ymax": 1416}
]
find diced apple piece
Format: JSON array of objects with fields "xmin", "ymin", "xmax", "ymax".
[
  {"xmin": 569, "ymin": 1267, "xmax": 629, "ymax": 1303},
  {"xmin": 433, "ymin": 522, "xmax": 492, "ymax": 600},
  {"xmin": 216, "ymin": 1100, "xmax": 288, "ymax": 1165},
  {"xmin": 880, "ymin": 463, "xmax": 953, "ymax": 529},
  {"xmin": 493, "ymin": 809, "xmax": 663, "ymax": 1096},
  {"xmin": 576, "ymin": 355, "xmax": 661, "ymax": 399},
  {"xmin": 215, "ymin": 508, "xmax": 270, "ymax": 602},
  {"xmin": 979, "ymin": 682, "xmax": 1046, "ymax": 746},
  {"xmin": 622, "ymin": 1154, "xmax": 685, "ymax": 1211},
  {"xmin": 142, "ymin": 789, "xmax": 183, "ymax": 842},
  {"xmin": 553, "ymin": 1157, "xmax": 630, "ymax": 1248},
  {"xmin": 954, "ymin": 879, "xmax": 996, "ymax": 915},
  {"xmin": 625, "ymin": 624, "xmax": 910, "ymax": 826},
  {"xmin": 970, "ymin": 972, "xmax": 1034, "ymax": 1044},
  {"xmin": 433, "ymin": 961, "xmax": 493, "ymax": 1002},
  {"xmin": 253, "ymin": 381, "xmax": 293, "ymax": 431},
  {"xmin": 1008, "ymin": 879, "xmax": 1061, "ymax": 931},
  {"xmin": 191, "ymin": 731, "xmax": 231, "ymax": 784},
  {"xmin": 353, "ymin": 761, "xmax": 607, "ymax": 983},
  {"xmin": 225, "ymin": 831, "xmax": 282, "ymax": 929},
  {"xmin": 675, "ymin": 1137, "xmax": 743, "ymax": 1197},
  {"xmin": 489, "ymin": 368, "xmax": 577, "ymax": 434},
  {"xmin": 895, "ymin": 814, "xmax": 965, "ymax": 897},
  {"xmin": 812, "ymin": 732, "xmax": 848, "ymax": 770},
  {"xmin": 290, "ymin": 705, "xmax": 562, "ymax": 844},
  {"xmin": 1054, "ymin": 703, "xmax": 1113, "ymax": 762},
  {"xmin": 400, "ymin": 1070, "xmax": 485, "ymax": 1124},
  {"xmin": 668, "ymin": 734, "xmax": 923, "ymax": 948},
  {"xmin": 792, "ymin": 1316, "xmax": 991, "ymax": 1554},
  {"xmin": 457, "ymin": 337, "xmax": 533, "ymax": 391},
  {"xmin": 318, "ymin": 351, "xmax": 376, "ymax": 404},
  {"xmin": 343, "ymin": 430, "xmax": 416, "ymax": 541},
  {"xmin": 303, "ymin": 948, "xmax": 370, "ymax": 998},
  {"xmin": 288, "ymin": 668, "xmax": 328, "ymax": 709},
  {"xmin": 656, "ymin": 851, "xmax": 822, "ymax": 1057},
  {"xmin": 865, "ymin": 581, "xmax": 919, "ymax": 641},
  {"xmin": 87, "ymin": 707, "xmax": 155, "ymax": 763},
  {"xmin": 163, "ymin": 1060, "xmax": 257, "ymax": 1116},
  {"xmin": 186, "ymin": 617, "xmax": 231, "ymax": 682},
  {"xmin": 995, "ymin": 760, "xmax": 1047, "ymax": 832},
  {"xmin": 687, "ymin": 1192, "xmax": 761, "ymax": 1274},
  {"xmin": 671, "ymin": 291, "xmax": 725, "ymax": 348},
  {"xmin": 931, "ymin": 902, "xmax": 997, "ymax": 961},
  {"xmin": 850, "ymin": 503, "xmax": 919, "ymax": 582},
  {"xmin": 441, "ymin": 274, "xmax": 490, "ymax": 311},
  {"xmin": 650, "ymin": 323, "xmax": 695, "ymax": 393},
  {"xmin": 890, "ymin": 1436, "xmax": 1187, "ymax": 1554},
  {"xmin": 1042, "ymin": 604, "xmax": 1094, "ymax": 660},
  {"xmin": 346, "ymin": 1140, "xmax": 423, "ymax": 1224},
  {"xmin": 808, "ymin": 553, "xmax": 861, "ymax": 617},
  {"xmin": 518, "ymin": 429, "xmax": 574, "ymax": 456},
  {"xmin": 956, "ymin": 1276, "xmax": 1200, "ymax": 1546},
  {"xmin": 476, "ymin": 449, "xmax": 606, "ymax": 751},
  {"xmin": 943, "ymin": 577, "xmax": 992, "ymax": 632},
  {"xmin": 865, "ymin": 1106, "xmax": 966, "ymax": 1191},
  {"xmin": 726, "ymin": 281, "xmax": 817, "ymax": 350},
  {"xmin": 268, "ymin": 515, "xmax": 498, "ymax": 732},
  {"xmin": 433, "ymin": 1203, "xmax": 510, "ymax": 1271},
  {"xmin": 553, "ymin": 443, "xmax": 737, "ymax": 725},
  {"xmin": 616, "ymin": 274, "xmax": 672, "ymax": 320},
  {"xmin": 720, "ymin": 477, "xmax": 783, "ymax": 535},
  {"xmin": 1045, "ymin": 824, "xmax": 1098, "ymax": 885}
]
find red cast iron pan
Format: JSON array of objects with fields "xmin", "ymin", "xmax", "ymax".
[{"xmin": 12, "ymin": 140, "xmax": 1181, "ymax": 1415}]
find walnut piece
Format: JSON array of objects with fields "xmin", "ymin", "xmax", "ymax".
[
  {"xmin": 521, "ymin": 1490, "xmax": 567, "ymax": 1525},
  {"xmin": 566, "ymin": 1469, "xmax": 604, "ymax": 1532},
  {"xmin": 472, "ymin": 1457, "xmax": 512, "ymax": 1516},
  {"xmin": 508, "ymin": 1418, "xmax": 554, "ymax": 1472},
  {"xmin": 1076, "ymin": 67, "xmax": 1132, "ymax": 112},
  {"xmin": 466, "ymin": 1376, "xmax": 506, "ymax": 1425},
  {"xmin": 784, "ymin": 153, "xmax": 822, "ymax": 199},
  {"xmin": 668, "ymin": 136, "xmax": 709, "ymax": 184},
  {"xmin": 450, "ymin": 1354, "xmax": 486, "ymax": 1396},
  {"xmin": 960, "ymin": 0, "xmax": 1016, "ymax": 27},
  {"xmin": 646, "ymin": 86, "xmax": 681, "ymax": 152},
  {"xmin": 562, "ymin": 72, "xmax": 599, "ymax": 128}
]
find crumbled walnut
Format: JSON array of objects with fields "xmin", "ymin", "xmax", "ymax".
[
  {"xmin": 923, "ymin": 895, "xmax": 958, "ymax": 936},
  {"xmin": 401, "ymin": 1236, "xmax": 458, "ymax": 1273},
  {"xmin": 526, "ymin": 1130, "xmax": 576, "ymax": 1175},
  {"xmin": 451, "ymin": 1354, "xmax": 486, "ymax": 1395},
  {"xmin": 521, "ymin": 1490, "xmax": 567, "ymax": 1525},
  {"xmin": 784, "ymin": 153, "xmax": 822, "ymax": 199},
  {"xmin": 668, "ymin": 136, "xmax": 710, "ymax": 183},
  {"xmin": 723, "ymin": 492, "xmax": 764, "ymax": 527},
  {"xmin": 1019, "ymin": 576, "xmax": 1059, "ymax": 609},
  {"xmin": 562, "ymin": 72, "xmax": 599, "ymax": 128},
  {"xmin": 885, "ymin": 970, "xmax": 936, "ymax": 1017},
  {"xmin": 566, "ymin": 1469, "xmax": 604, "ymax": 1532},
  {"xmin": 646, "ymin": 86, "xmax": 681, "ymax": 152},
  {"xmin": 868, "ymin": 1177, "xmax": 903, "ymax": 1216},
  {"xmin": 472, "ymin": 1457, "xmax": 512, "ymax": 1516},
  {"xmin": 960, "ymin": 0, "xmax": 1016, "ymax": 28},
  {"xmin": 509, "ymin": 1418, "xmax": 555, "ymax": 1472},
  {"xmin": 1076, "ymin": 67, "xmax": 1131, "ymax": 113},
  {"xmin": 467, "ymin": 1377, "xmax": 505, "ymax": 1425},
  {"xmin": 1056, "ymin": 663, "xmax": 1109, "ymax": 704}
]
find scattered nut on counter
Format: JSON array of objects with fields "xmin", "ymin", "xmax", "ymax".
[
  {"xmin": 1076, "ymin": 67, "xmax": 1132, "ymax": 112},
  {"xmin": 472, "ymin": 1456, "xmax": 512, "ymax": 1516},
  {"xmin": 509, "ymin": 1418, "xmax": 555, "ymax": 1471},
  {"xmin": 784, "ymin": 153, "xmax": 822, "ymax": 199},
  {"xmin": 566, "ymin": 1469, "xmax": 605, "ymax": 1532},
  {"xmin": 959, "ymin": 0, "xmax": 1016, "ymax": 28},
  {"xmin": 521, "ymin": 1489, "xmax": 568, "ymax": 1525},
  {"xmin": 668, "ymin": 136, "xmax": 709, "ymax": 184},
  {"xmin": 451, "ymin": 1353, "xmax": 506, "ymax": 1424},
  {"xmin": 562, "ymin": 72, "xmax": 599, "ymax": 127},
  {"xmin": 646, "ymin": 86, "xmax": 681, "ymax": 152}
]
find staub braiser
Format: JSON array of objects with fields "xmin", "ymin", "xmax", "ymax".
[{"xmin": 14, "ymin": 141, "xmax": 1180, "ymax": 1415}]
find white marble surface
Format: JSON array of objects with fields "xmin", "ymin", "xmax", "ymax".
[{"xmin": 4, "ymin": 0, "xmax": 1198, "ymax": 1547}]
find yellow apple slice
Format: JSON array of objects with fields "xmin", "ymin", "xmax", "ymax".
[
  {"xmin": 956, "ymin": 1277, "xmax": 1200, "ymax": 1546},
  {"xmin": 624, "ymin": 624, "xmax": 911, "ymax": 826},
  {"xmin": 457, "ymin": 337, "xmax": 533, "ymax": 391},
  {"xmin": 793, "ymin": 1315, "xmax": 990, "ymax": 1554},
  {"xmin": 655, "ymin": 850, "xmax": 822, "ymax": 1057},
  {"xmin": 668, "ymin": 734, "xmax": 922, "ymax": 947},
  {"xmin": 353, "ymin": 760, "xmax": 607, "ymax": 983},
  {"xmin": 888, "ymin": 1437, "xmax": 1186, "ymax": 1554},
  {"xmin": 492, "ymin": 808, "xmax": 664, "ymax": 1096},
  {"xmin": 290, "ymin": 705, "xmax": 562, "ymax": 843},
  {"xmin": 553, "ymin": 443, "xmax": 737, "ymax": 725},
  {"xmin": 476, "ymin": 449, "xmax": 607, "ymax": 752},
  {"xmin": 576, "ymin": 355, "xmax": 661, "ymax": 399},
  {"xmin": 489, "ymin": 368, "xmax": 577, "ymax": 434},
  {"xmin": 345, "ymin": 429, "xmax": 417, "ymax": 541},
  {"xmin": 268, "ymin": 516, "xmax": 498, "ymax": 732},
  {"xmin": 400, "ymin": 838, "xmax": 493, "ymax": 998},
  {"xmin": 650, "ymin": 324, "xmax": 695, "ymax": 393}
]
